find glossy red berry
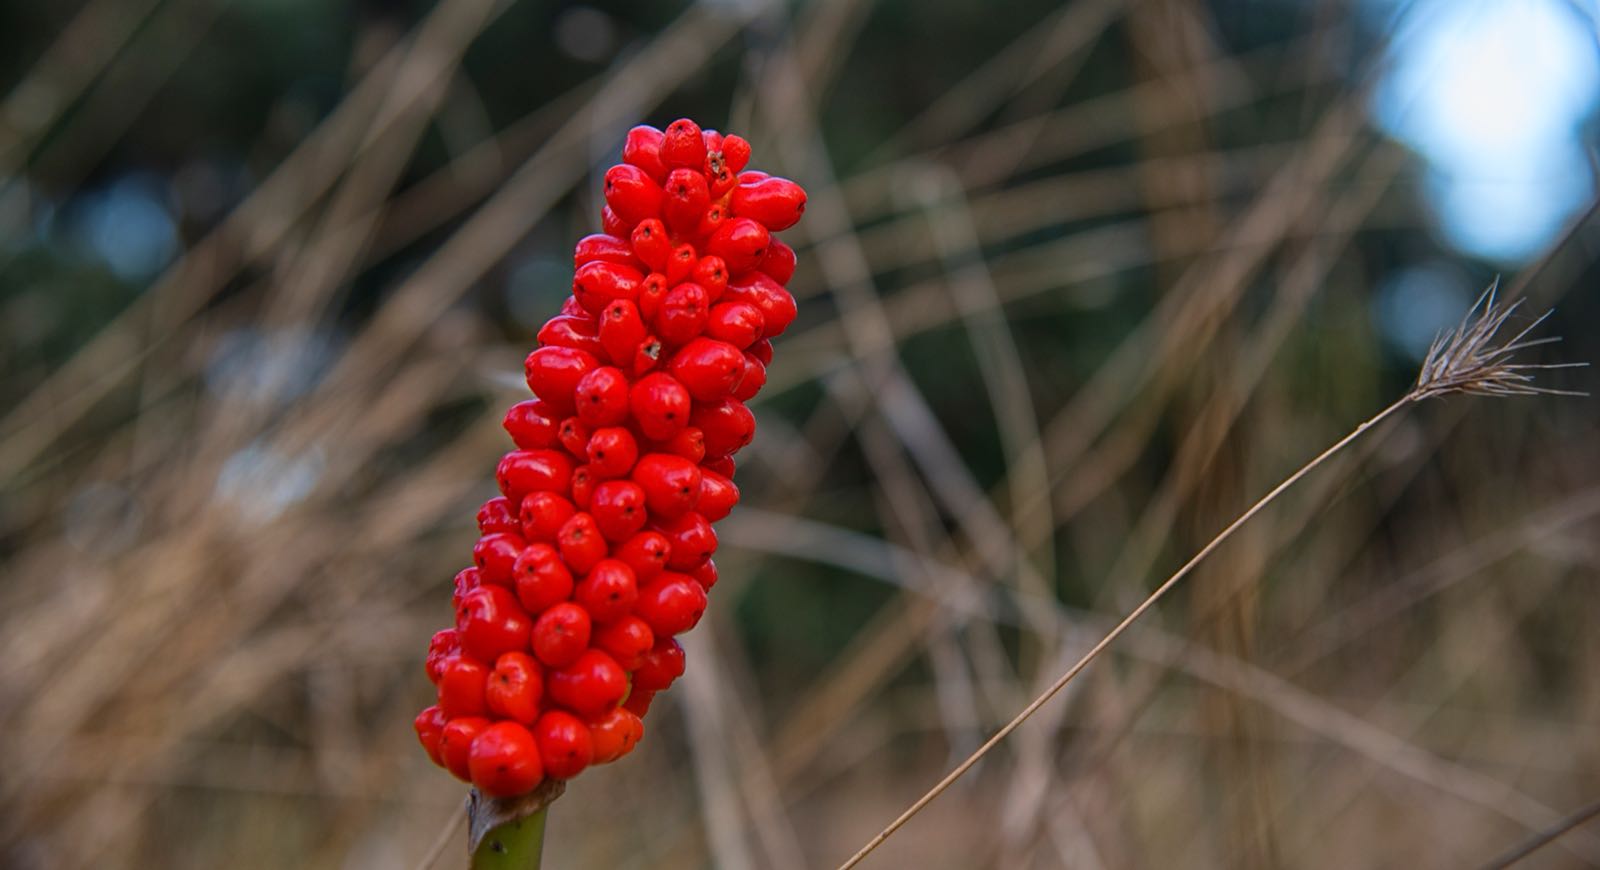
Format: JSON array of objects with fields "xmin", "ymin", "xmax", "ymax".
[
  {"xmin": 497, "ymin": 449, "xmax": 574, "ymax": 501},
  {"xmin": 519, "ymin": 491, "xmax": 576, "ymax": 544},
  {"xmin": 732, "ymin": 175, "xmax": 806, "ymax": 231},
  {"xmin": 657, "ymin": 426, "xmax": 706, "ymax": 463},
  {"xmin": 722, "ymin": 134, "xmax": 751, "ymax": 172},
  {"xmin": 667, "ymin": 337, "xmax": 746, "ymax": 401},
  {"xmin": 585, "ymin": 426, "xmax": 638, "ymax": 479},
  {"xmin": 633, "ymin": 637, "xmax": 686, "ymax": 692},
  {"xmin": 759, "ymin": 239, "xmax": 797, "ymax": 283},
  {"xmin": 636, "ymin": 571, "xmax": 708, "ymax": 636},
  {"xmin": 662, "ymin": 167, "xmax": 711, "ymax": 235},
  {"xmin": 427, "ymin": 628, "xmax": 461, "ymax": 684},
  {"xmin": 573, "ymin": 260, "xmax": 643, "ymax": 314},
  {"xmin": 457, "ymin": 584, "xmax": 532, "ymax": 662},
  {"xmin": 470, "ymin": 720, "xmax": 545, "ymax": 797},
  {"xmin": 629, "ymin": 373, "xmax": 692, "ymax": 440},
  {"xmin": 438, "ymin": 657, "xmax": 490, "ymax": 718},
  {"xmin": 665, "ymin": 243, "xmax": 697, "ymax": 285},
  {"xmin": 415, "ymin": 705, "xmax": 448, "ymax": 765},
  {"xmin": 548, "ymin": 648, "xmax": 628, "ymax": 717},
  {"xmin": 631, "ymin": 452, "xmax": 702, "ymax": 518},
  {"xmin": 557, "ymin": 511, "xmax": 607, "ymax": 574},
  {"xmin": 706, "ymin": 217, "xmax": 770, "ymax": 274},
  {"xmin": 473, "ymin": 532, "xmax": 526, "ymax": 586},
  {"xmin": 656, "ymin": 282, "xmax": 709, "ymax": 346},
  {"xmin": 692, "ymin": 255, "xmax": 729, "ymax": 300},
  {"xmin": 538, "ymin": 314, "xmax": 605, "ymax": 358},
  {"xmin": 574, "ymin": 366, "xmax": 630, "ymax": 427},
  {"xmin": 589, "ymin": 707, "xmax": 644, "ymax": 764},
  {"xmin": 531, "ymin": 602, "xmax": 591, "ymax": 669},
  {"xmin": 503, "ymin": 399, "xmax": 561, "ymax": 449},
  {"xmin": 485, "ymin": 651, "xmax": 544, "ymax": 724},
  {"xmin": 574, "ymin": 558, "xmax": 638, "ymax": 623},
  {"xmin": 524, "ymin": 346, "xmax": 598, "ymax": 410},
  {"xmin": 569, "ymin": 464, "xmax": 596, "ymax": 510},
  {"xmin": 622, "ymin": 124, "xmax": 666, "ymax": 181},
  {"xmin": 574, "ymin": 233, "xmax": 641, "ymax": 269},
  {"xmin": 535, "ymin": 710, "xmax": 594, "ymax": 780},
  {"xmin": 440, "ymin": 717, "xmax": 491, "ymax": 782},
  {"xmin": 630, "ymin": 218, "xmax": 670, "ymax": 271},
  {"xmin": 731, "ymin": 352, "xmax": 766, "ymax": 402},
  {"xmin": 748, "ymin": 338, "xmax": 773, "ymax": 366},
  {"xmin": 724, "ymin": 273, "xmax": 797, "ymax": 338},
  {"xmin": 657, "ymin": 511, "xmax": 717, "ymax": 570},
  {"xmin": 452, "ymin": 569, "xmax": 481, "ymax": 614},
  {"xmin": 690, "ymin": 558, "xmax": 719, "ymax": 590},
  {"xmin": 557, "ymin": 416, "xmax": 590, "ymax": 458},
  {"xmin": 599, "ymin": 299, "xmax": 647, "ymax": 365},
  {"xmin": 514, "ymin": 543, "xmax": 575, "ymax": 614},
  {"xmin": 616, "ymin": 530, "xmax": 671, "ymax": 582},
  {"xmin": 706, "ymin": 301, "xmax": 764, "ymax": 349},
  {"xmin": 693, "ymin": 399, "xmax": 756, "ymax": 458},
  {"xmin": 594, "ymin": 615, "xmax": 654, "ymax": 670},
  {"xmin": 477, "ymin": 496, "xmax": 520, "ymax": 535},
  {"xmin": 660, "ymin": 118, "xmax": 707, "ymax": 171},
  {"xmin": 590, "ymin": 479, "xmax": 648, "ymax": 542},
  {"xmin": 696, "ymin": 469, "xmax": 739, "ymax": 522},
  {"xmin": 622, "ymin": 688, "xmax": 655, "ymax": 718},
  {"xmin": 603, "ymin": 163, "xmax": 663, "ymax": 226}
]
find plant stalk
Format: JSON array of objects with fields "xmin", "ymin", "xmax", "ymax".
[{"xmin": 467, "ymin": 780, "xmax": 564, "ymax": 870}]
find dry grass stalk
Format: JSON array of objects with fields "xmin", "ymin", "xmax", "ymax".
[{"xmin": 836, "ymin": 287, "xmax": 1581, "ymax": 870}]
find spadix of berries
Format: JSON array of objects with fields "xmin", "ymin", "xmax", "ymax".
[{"xmin": 415, "ymin": 119, "xmax": 804, "ymax": 798}]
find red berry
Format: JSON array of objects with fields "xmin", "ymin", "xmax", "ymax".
[
  {"xmin": 485, "ymin": 651, "xmax": 544, "ymax": 724},
  {"xmin": 585, "ymin": 426, "xmax": 638, "ymax": 479},
  {"xmin": 630, "ymin": 334, "xmax": 665, "ymax": 376},
  {"xmin": 633, "ymin": 637, "xmax": 686, "ymax": 692},
  {"xmin": 537, "ymin": 314, "xmax": 605, "ymax": 358},
  {"xmin": 503, "ymin": 399, "xmax": 561, "ymax": 449},
  {"xmin": 440, "ymin": 717, "xmax": 490, "ymax": 782},
  {"xmin": 656, "ymin": 426, "xmax": 706, "ymax": 463},
  {"xmin": 656, "ymin": 282, "xmax": 709, "ymax": 346},
  {"xmin": 748, "ymin": 338, "xmax": 773, "ymax": 366},
  {"xmin": 695, "ymin": 202, "xmax": 727, "ymax": 240},
  {"xmin": 662, "ymin": 167, "xmax": 711, "ymax": 235},
  {"xmin": 629, "ymin": 373, "xmax": 692, "ymax": 440},
  {"xmin": 477, "ymin": 496, "xmax": 520, "ymax": 535},
  {"xmin": 470, "ymin": 721, "xmax": 545, "ymax": 797},
  {"xmin": 665, "ymin": 243, "xmax": 697, "ymax": 285},
  {"xmin": 660, "ymin": 118, "xmax": 707, "ymax": 170},
  {"xmin": 622, "ymin": 124, "xmax": 667, "ymax": 181},
  {"xmin": 497, "ymin": 449, "xmax": 574, "ymax": 501},
  {"xmin": 706, "ymin": 301, "xmax": 764, "ymax": 349},
  {"xmin": 514, "ymin": 543, "xmax": 575, "ymax": 614},
  {"xmin": 573, "ymin": 366, "xmax": 630, "ymax": 427},
  {"xmin": 693, "ymin": 399, "xmax": 756, "ymax": 458},
  {"xmin": 519, "ymin": 491, "xmax": 576, "ymax": 544},
  {"xmin": 594, "ymin": 615, "xmax": 654, "ymax": 670},
  {"xmin": 759, "ymin": 239, "xmax": 796, "ymax": 283},
  {"xmin": 573, "ymin": 260, "xmax": 643, "ymax": 314},
  {"xmin": 692, "ymin": 255, "xmax": 729, "ymax": 301},
  {"xmin": 706, "ymin": 217, "xmax": 769, "ymax": 273},
  {"xmin": 724, "ymin": 273, "xmax": 797, "ymax": 337},
  {"xmin": 531, "ymin": 602, "xmax": 592, "ymax": 669},
  {"xmin": 438, "ymin": 657, "xmax": 490, "ymax": 718},
  {"xmin": 732, "ymin": 175, "xmax": 806, "ymax": 231},
  {"xmin": 722, "ymin": 135, "xmax": 751, "ymax": 172},
  {"xmin": 667, "ymin": 337, "xmax": 747, "ymax": 401},
  {"xmin": 452, "ymin": 569, "xmax": 481, "ymax": 615},
  {"xmin": 473, "ymin": 532, "xmax": 525, "ymax": 585},
  {"xmin": 574, "ymin": 233, "xmax": 642, "ymax": 269},
  {"xmin": 630, "ymin": 218, "xmax": 670, "ymax": 272},
  {"xmin": 731, "ymin": 352, "xmax": 766, "ymax": 402},
  {"xmin": 589, "ymin": 707, "xmax": 644, "ymax": 764},
  {"xmin": 601, "ymin": 204, "xmax": 628, "ymax": 237},
  {"xmin": 569, "ymin": 464, "xmax": 596, "ymax": 510},
  {"xmin": 603, "ymin": 163, "xmax": 664, "ymax": 226},
  {"xmin": 591, "ymin": 479, "xmax": 648, "ymax": 542},
  {"xmin": 636, "ymin": 571, "xmax": 708, "ymax": 636},
  {"xmin": 524, "ymin": 346, "xmax": 599, "ymax": 411},
  {"xmin": 575, "ymin": 558, "xmax": 638, "ymax": 623},
  {"xmin": 622, "ymin": 688, "xmax": 655, "ymax": 717},
  {"xmin": 548, "ymin": 648, "xmax": 628, "ymax": 716},
  {"xmin": 535, "ymin": 710, "xmax": 594, "ymax": 780},
  {"xmin": 616, "ymin": 530, "xmax": 671, "ymax": 583},
  {"xmin": 427, "ymin": 628, "xmax": 462, "ymax": 684},
  {"xmin": 701, "ymin": 128, "xmax": 724, "ymax": 153},
  {"xmin": 657, "ymin": 511, "xmax": 717, "ymax": 570},
  {"xmin": 557, "ymin": 511, "xmax": 607, "ymax": 574},
  {"xmin": 415, "ymin": 705, "xmax": 448, "ymax": 765},
  {"xmin": 697, "ymin": 469, "xmax": 739, "ymax": 521},
  {"xmin": 703, "ymin": 455, "xmax": 736, "ymax": 478},
  {"xmin": 631, "ymin": 453, "xmax": 702, "ymax": 518},
  {"xmin": 599, "ymin": 299, "xmax": 647, "ymax": 365},
  {"xmin": 557, "ymin": 416, "xmax": 591, "ymax": 458},
  {"xmin": 636, "ymin": 272, "xmax": 668, "ymax": 323},
  {"xmin": 690, "ymin": 558, "xmax": 719, "ymax": 590},
  {"xmin": 457, "ymin": 584, "xmax": 532, "ymax": 662}
]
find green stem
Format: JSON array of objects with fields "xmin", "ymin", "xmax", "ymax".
[
  {"xmin": 470, "ymin": 806, "xmax": 547, "ymax": 870},
  {"xmin": 466, "ymin": 780, "xmax": 564, "ymax": 870}
]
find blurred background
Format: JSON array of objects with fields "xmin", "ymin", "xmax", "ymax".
[{"xmin": 3, "ymin": 0, "xmax": 1599, "ymax": 867}]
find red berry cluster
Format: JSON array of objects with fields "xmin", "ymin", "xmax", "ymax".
[{"xmin": 414, "ymin": 119, "xmax": 805, "ymax": 799}]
